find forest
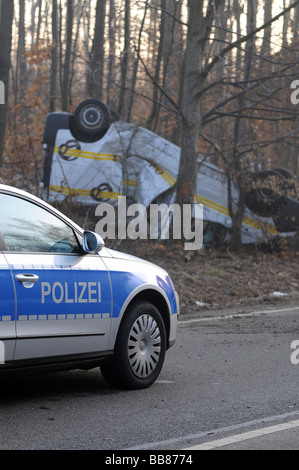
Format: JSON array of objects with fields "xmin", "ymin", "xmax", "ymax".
[{"xmin": 0, "ymin": 0, "xmax": 299, "ymax": 249}]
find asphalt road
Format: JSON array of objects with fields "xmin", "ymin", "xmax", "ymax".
[{"xmin": 1, "ymin": 303, "xmax": 299, "ymax": 451}]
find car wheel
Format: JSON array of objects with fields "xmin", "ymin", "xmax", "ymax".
[
  {"xmin": 274, "ymin": 167, "xmax": 295, "ymax": 180},
  {"xmin": 274, "ymin": 168, "xmax": 297, "ymax": 198},
  {"xmin": 100, "ymin": 301, "xmax": 167, "ymax": 389},
  {"xmin": 245, "ymin": 170, "xmax": 287, "ymax": 217},
  {"xmin": 70, "ymin": 99, "xmax": 111, "ymax": 143}
]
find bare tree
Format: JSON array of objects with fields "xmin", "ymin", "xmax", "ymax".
[
  {"xmin": 118, "ymin": 0, "xmax": 131, "ymax": 116},
  {"xmin": 35, "ymin": 0, "xmax": 43, "ymax": 42},
  {"xmin": 228, "ymin": 0, "xmax": 257, "ymax": 249},
  {"xmin": 146, "ymin": 0, "xmax": 166, "ymax": 130},
  {"xmin": 87, "ymin": 0, "xmax": 107, "ymax": 99},
  {"xmin": 261, "ymin": 0, "xmax": 272, "ymax": 56},
  {"xmin": 0, "ymin": 0, "xmax": 14, "ymax": 168},
  {"xmin": 174, "ymin": 0, "xmax": 299, "ymax": 250},
  {"xmin": 17, "ymin": 0, "xmax": 27, "ymax": 104},
  {"xmin": 107, "ymin": 0, "xmax": 116, "ymax": 107},
  {"xmin": 61, "ymin": 0, "xmax": 74, "ymax": 110},
  {"xmin": 126, "ymin": 0, "xmax": 149, "ymax": 122},
  {"xmin": 50, "ymin": 0, "xmax": 58, "ymax": 112},
  {"xmin": 175, "ymin": 0, "xmax": 225, "ymax": 209}
]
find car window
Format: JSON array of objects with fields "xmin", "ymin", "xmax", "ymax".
[{"xmin": 0, "ymin": 193, "xmax": 80, "ymax": 253}]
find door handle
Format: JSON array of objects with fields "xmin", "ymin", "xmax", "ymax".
[{"xmin": 15, "ymin": 273, "xmax": 39, "ymax": 289}]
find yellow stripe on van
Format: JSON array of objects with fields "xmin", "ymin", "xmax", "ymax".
[
  {"xmin": 153, "ymin": 167, "xmax": 277, "ymax": 234},
  {"xmin": 194, "ymin": 194, "xmax": 278, "ymax": 235},
  {"xmin": 150, "ymin": 163, "xmax": 176, "ymax": 186},
  {"xmin": 54, "ymin": 146, "xmax": 121, "ymax": 162},
  {"xmin": 122, "ymin": 179, "xmax": 137, "ymax": 187},
  {"xmin": 50, "ymin": 158, "xmax": 278, "ymax": 235},
  {"xmin": 49, "ymin": 185, "xmax": 122, "ymax": 200}
]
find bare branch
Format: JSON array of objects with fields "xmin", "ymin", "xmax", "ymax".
[{"xmin": 201, "ymin": 0, "xmax": 299, "ymax": 79}]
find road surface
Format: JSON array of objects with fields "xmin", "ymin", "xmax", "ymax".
[{"xmin": 1, "ymin": 304, "xmax": 299, "ymax": 451}]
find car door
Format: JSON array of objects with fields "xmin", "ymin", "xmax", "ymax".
[
  {"xmin": 0, "ymin": 252, "xmax": 16, "ymax": 363},
  {"xmin": 0, "ymin": 192, "xmax": 112, "ymax": 362}
]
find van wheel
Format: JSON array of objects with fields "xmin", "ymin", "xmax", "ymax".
[
  {"xmin": 70, "ymin": 99, "xmax": 110, "ymax": 142},
  {"xmin": 245, "ymin": 170, "xmax": 287, "ymax": 217},
  {"xmin": 100, "ymin": 302, "xmax": 167, "ymax": 389}
]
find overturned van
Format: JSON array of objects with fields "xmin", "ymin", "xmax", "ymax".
[{"xmin": 41, "ymin": 99, "xmax": 299, "ymax": 246}]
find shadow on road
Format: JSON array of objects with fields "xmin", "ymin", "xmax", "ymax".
[{"xmin": 0, "ymin": 369, "xmax": 119, "ymax": 404}]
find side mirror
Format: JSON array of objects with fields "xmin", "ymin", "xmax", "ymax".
[{"xmin": 82, "ymin": 231, "xmax": 105, "ymax": 253}]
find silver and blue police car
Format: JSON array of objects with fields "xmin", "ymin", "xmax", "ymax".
[{"xmin": 0, "ymin": 183, "xmax": 179, "ymax": 389}]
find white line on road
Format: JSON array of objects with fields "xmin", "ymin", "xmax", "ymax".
[
  {"xmin": 179, "ymin": 306, "xmax": 299, "ymax": 325},
  {"xmin": 182, "ymin": 419, "xmax": 299, "ymax": 450},
  {"xmin": 127, "ymin": 410, "xmax": 299, "ymax": 450},
  {"xmin": 127, "ymin": 306, "xmax": 299, "ymax": 451}
]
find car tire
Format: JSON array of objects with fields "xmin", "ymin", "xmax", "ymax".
[
  {"xmin": 70, "ymin": 99, "xmax": 111, "ymax": 143},
  {"xmin": 274, "ymin": 167, "xmax": 295, "ymax": 180},
  {"xmin": 245, "ymin": 170, "xmax": 287, "ymax": 217},
  {"xmin": 100, "ymin": 301, "xmax": 167, "ymax": 390},
  {"xmin": 274, "ymin": 168, "xmax": 297, "ymax": 198}
]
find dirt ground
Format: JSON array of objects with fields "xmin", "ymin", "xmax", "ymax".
[{"xmin": 107, "ymin": 239, "xmax": 299, "ymax": 315}]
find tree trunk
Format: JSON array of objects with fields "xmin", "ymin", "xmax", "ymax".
[
  {"xmin": 229, "ymin": 0, "xmax": 257, "ymax": 251},
  {"xmin": 126, "ymin": 1, "xmax": 148, "ymax": 122},
  {"xmin": 261, "ymin": 0, "xmax": 272, "ymax": 56},
  {"xmin": 107, "ymin": 0, "xmax": 116, "ymax": 107},
  {"xmin": 87, "ymin": 0, "xmax": 107, "ymax": 99},
  {"xmin": 118, "ymin": 0, "xmax": 130, "ymax": 116},
  {"xmin": 146, "ymin": 0, "xmax": 166, "ymax": 130},
  {"xmin": 0, "ymin": 0, "xmax": 14, "ymax": 168},
  {"xmin": 50, "ymin": 0, "xmax": 58, "ymax": 112},
  {"xmin": 282, "ymin": 0, "xmax": 290, "ymax": 48},
  {"xmin": 36, "ymin": 0, "xmax": 43, "ymax": 42},
  {"xmin": 294, "ymin": 0, "xmax": 299, "ymax": 42},
  {"xmin": 17, "ymin": 0, "xmax": 27, "ymax": 103},
  {"xmin": 175, "ymin": 0, "xmax": 222, "ymax": 207},
  {"xmin": 61, "ymin": 0, "xmax": 73, "ymax": 111}
]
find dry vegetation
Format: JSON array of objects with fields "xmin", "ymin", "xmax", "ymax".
[
  {"xmin": 0, "ymin": 0, "xmax": 298, "ymax": 309},
  {"xmin": 109, "ymin": 238, "xmax": 299, "ymax": 315}
]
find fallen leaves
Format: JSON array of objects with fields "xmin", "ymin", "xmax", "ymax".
[{"xmin": 118, "ymin": 239, "xmax": 299, "ymax": 313}]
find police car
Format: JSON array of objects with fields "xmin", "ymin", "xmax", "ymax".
[{"xmin": 0, "ymin": 182, "xmax": 179, "ymax": 389}]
